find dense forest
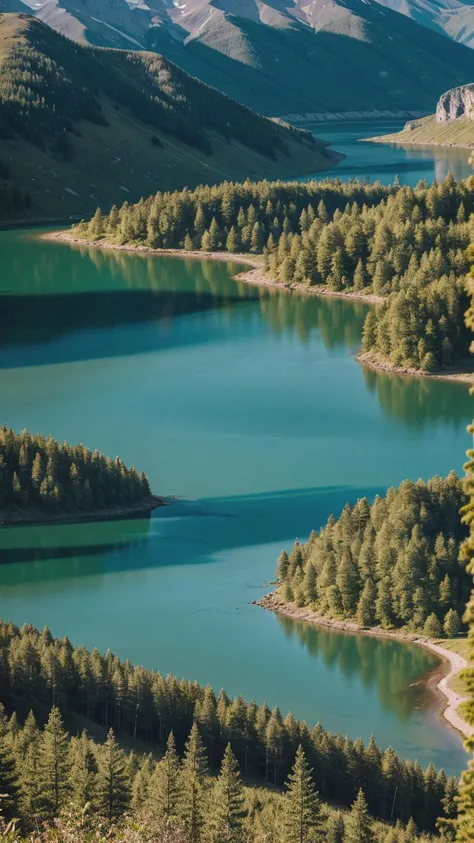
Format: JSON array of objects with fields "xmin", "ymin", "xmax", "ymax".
[
  {"xmin": 78, "ymin": 173, "xmax": 474, "ymax": 373},
  {"xmin": 0, "ymin": 704, "xmax": 440, "ymax": 843},
  {"xmin": 275, "ymin": 473, "xmax": 470, "ymax": 637},
  {"xmin": 0, "ymin": 426, "xmax": 152, "ymax": 517},
  {"xmin": 0, "ymin": 619, "xmax": 457, "ymax": 836}
]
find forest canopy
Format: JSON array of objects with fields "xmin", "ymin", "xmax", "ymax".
[
  {"xmin": 77, "ymin": 173, "xmax": 474, "ymax": 374},
  {"xmin": 0, "ymin": 618, "xmax": 457, "ymax": 840},
  {"xmin": 274, "ymin": 473, "xmax": 469, "ymax": 637},
  {"xmin": 0, "ymin": 426, "xmax": 152, "ymax": 518}
]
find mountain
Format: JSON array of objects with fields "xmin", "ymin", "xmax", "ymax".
[
  {"xmin": 10, "ymin": 0, "xmax": 474, "ymax": 116},
  {"xmin": 0, "ymin": 13, "xmax": 334, "ymax": 220},
  {"xmin": 371, "ymin": 0, "xmax": 474, "ymax": 49},
  {"xmin": 365, "ymin": 82, "xmax": 474, "ymax": 146}
]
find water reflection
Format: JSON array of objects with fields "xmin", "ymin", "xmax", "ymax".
[
  {"xmin": 362, "ymin": 365, "xmax": 471, "ymax": 428},
  {"xmin": 276, "ymin": 614, "xmax": 440, "ymax": 723}
]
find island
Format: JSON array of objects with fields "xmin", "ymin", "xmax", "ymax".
[{"xmin": 0, "ymin": 425, "xmax": 161, "ymax": 525}]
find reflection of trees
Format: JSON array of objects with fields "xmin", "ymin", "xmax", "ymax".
[
  {"xmin": 257, "ymin": 287, "xmax": 368, "ymax": 350},
  {"xmin": 276, "ymin": 614, "xmax": 438, "ymax": 722},
  {"xmin": 362, "ymin": 365, "xmax": 472, "ymax": 428}
]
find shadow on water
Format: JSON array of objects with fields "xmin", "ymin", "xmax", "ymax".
[
  {"xmin": 275, "ymin": 614, "xmax": 440, "ymax": 724},
  {"xmin": 0, "ymin": 484, "xmax": 384, "ymax": 578}
]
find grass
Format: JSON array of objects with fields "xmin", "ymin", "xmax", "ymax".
[
  {"xmin": 434, "ymin": 637, "xmax": 470, "ymax": 697},
  {"xmin": 367, "ymin": 115, "xmax": 474, "ymax": 147}
]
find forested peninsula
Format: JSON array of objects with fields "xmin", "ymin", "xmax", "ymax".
[
  {"xmin": 0, "ymin": 618, "xmax": 458, "ymax": 841},
  {"xmin": 0, "ymin": 426, "xmax": 158, "ymax": 525},
  {"xmin": 64, "ymin": 173, "xmax": 474, "ymax": 379},
  {"xmin": 270, "ymin": 473, "xmax": 469, "ymax": 638}
]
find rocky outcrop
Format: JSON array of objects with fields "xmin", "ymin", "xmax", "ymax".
[{"xmin": 436, "ymin": 83, "xmax": 474, "ymax": 123}]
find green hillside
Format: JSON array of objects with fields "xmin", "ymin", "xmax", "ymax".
[
  {"xmin": 0, "ymin": 14, "xmax": 333, "ymax": 220},
  {"xmin": 368, "ymin": 114, "xmax": 474, "ymax": 147}
]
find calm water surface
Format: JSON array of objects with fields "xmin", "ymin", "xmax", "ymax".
[{"xmin": 0, "ymin": 123, "xmax": 472, "ymax": 774}]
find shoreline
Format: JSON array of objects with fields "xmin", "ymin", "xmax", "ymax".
[
  {"xmin": 0, "ymin": 495, "xmax": 165, "ymax": 527},
  {"xmin": 42, "ymin": 232, "xmax": 474, "ymax": 381},
  {"xmin": 255, "ymin": 593, "xmax": 473, "ymax": 740},
  {"xmin": 357, "ymin": 350, "xmax": 474, "ymax": 385},
  {"xmin": 40, "ymin": 231, "xmax": 385, "ymax": 304},
  {"xmin": 363, "ymin": 135, "xmax": 474, "ymax": 150}
]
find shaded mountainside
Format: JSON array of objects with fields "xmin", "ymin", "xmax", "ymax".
[
  {"xmin": 367, "ymin": 82, "xmax": 474, "ymax": 146},
  {"xmin": 374, "ymin": 0, "xmax": 474, "ymax": 48},
  {"xmin": 0, "ymin": 13, "xmax": 331, "ymax": 220},
  {"xmin": 10, "ymin": 0, "xmax": 474, "ymax": 116}
]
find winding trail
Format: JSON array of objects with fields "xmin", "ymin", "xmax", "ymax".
[{"xmin": 415, "ymin": 639, "xmax": 473, "ymax": 739}]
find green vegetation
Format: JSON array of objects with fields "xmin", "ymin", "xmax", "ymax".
[
  {"xmin": 369, "ymin": 115, "xmax": 474, "ymax": 149},
  {"xmin": 0, "ymin": 14, "xmax": 331, "ymax": 220},
  {"xmin": 79, "ymin": 172, "xmax": 474, "ymax": 373},
  {"xmin": 0, "ymin": 426, "xmax": 152, "ymax": 519},
  {"xmin": 275, "ymin": 473, "xmax": 470, "ymax": 635},
  {"xmin": 451, "ymin": 248, "xmax": 474, "ymax": 841},
  {"xmin": 0, "ymin": 618, "xmax": 457, "ymax": 835}
]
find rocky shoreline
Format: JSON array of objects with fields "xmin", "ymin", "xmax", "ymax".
[
  {"xmin": 255, "ymin": 592, "xmax": 472, "ymax": 740},
  {"xmin": 357, "ymin": 350, "xmax": 474, "ymax": 385},
  {"xmin": 0, "ymin": 495, "xmax": 165, "ymax": 527}
]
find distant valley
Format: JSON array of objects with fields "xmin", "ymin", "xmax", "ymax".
[{"xmin": 6, "ymin": 0, "xmax": 474, "ymax": 117}]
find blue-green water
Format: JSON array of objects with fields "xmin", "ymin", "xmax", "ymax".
[{"xmin": 0, "ymin": 123, "xmax": 472, "ymax": 775}]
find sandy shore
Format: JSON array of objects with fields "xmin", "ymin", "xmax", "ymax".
[
  {"xmin": 357, "ymin": 350, "xmax": 474, "ymax": 385},
  {"xmin": 255, "ymin": 593, "xmax": 473, "ymax": 739},
  {"xmin": 0, "ymin": 495, "xmax": 165, "ymax": 527}
]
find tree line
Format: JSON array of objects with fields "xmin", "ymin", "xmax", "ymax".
[
  {"xmin": 275, "ymin": 472, "xmax": 469, "ymax": 637},
  {"xmin": 77, "ymin": 173, "xmax": 474, "ymax": 373},
  {"xmin": 0, "ymin": 704, "xmax": 439, "ymax": 843},
  {"xmin": 0, "ymin": 619, "xmax": 457, "ymax": 835},
  {"xmin": 0, "ymin": 426, "xmax": 152, "ymax": 515}
]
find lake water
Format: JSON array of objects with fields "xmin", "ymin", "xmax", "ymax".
[{"xmin": 0, "ymin": 122, "xmax": 472, "ymax": 775}]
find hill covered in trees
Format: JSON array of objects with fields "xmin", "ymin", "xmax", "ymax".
[
  {"xmin": 274, "ymin": 473, "xmax": 470, "ymax": 637},
  {"xmin": 0, "ymin": 14, "xmax": 332, "ymax": 220},
  {"xmin": 15, "ymin": 0, "xmax": 474, "ymax": 118},
  {"xmin": 0, "ymin": 426, "xmax": 154, "ymax": 522},
  {"xmin": 77, "ymin": 172, "xmax": 474, "ymax": 374},
  {"xmin": 0, "ymin": 618, "xmax": 458, "ymax": 839}
]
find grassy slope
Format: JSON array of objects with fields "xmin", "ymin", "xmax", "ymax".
[
  {"xmin": 0, "ymin": 14, "xmax": 335, "ymax": 220},
  {"xmin": 368, "ymin": 114, "xmax": 474, "ymax": 147}
]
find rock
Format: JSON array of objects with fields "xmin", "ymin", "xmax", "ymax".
[{"xmin": 436, "ymin": 83, "xmax": 474, "ymax": 123}]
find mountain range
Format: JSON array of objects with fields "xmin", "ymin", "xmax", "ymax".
[{"xmin": 8, "ymin": 0, "xmax": 474, "ymax": 116}]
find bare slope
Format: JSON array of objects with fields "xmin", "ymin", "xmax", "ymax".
[
  {"xmin": 0, "ymin": 13, "xmax": 333, "ymax": 219},
  {"xmin": 10, "ymin": 0, "xmax": 474, "ymax": 116}
]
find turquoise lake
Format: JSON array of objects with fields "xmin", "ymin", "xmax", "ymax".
[{"xmin": 0, "ymin": 121, "xmax": 473, "ymax": 775}]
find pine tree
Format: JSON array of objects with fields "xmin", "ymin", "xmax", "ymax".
[
  {"xmin": 0, "ymin": 706, "xmax": 18, "ymax": 817},
  {"xmin": 149, "ymin": 731, "xmax": 180, "ymax": 821},
  {"xmin": 69, "ymin": 731, "xmax": 98, "ymax": 810},
  {"xmin": 283, "ymin": 745, "xmax": 321, "ymax": 843},
  {"xmin": 345, "ymin": 789, "xmax": 375, "ymax": 843},
  {"xmin": 179, "ymin": 723, "xmax": 208, "ymax": 842},
  {"xmin": 96, "ymin": 729, "xmax": 130, "ymax": 824},
  {"xmin": 423, "ymin": 613, "xmax": 442, "ymax": 638},
  {"xmin": 208, "ymin": 744, "xmax": 245, "ymax": 843},
  {"xmin": 37, "ymin": 706, "xmax": 70, "ymax": 819},
  {"xmin": 444, "ymin": 609, "xmax": 462, "ymax": 637},
  {"xmin": 326, "ymin": 811, "xmax": 345, "ymax": 843}
]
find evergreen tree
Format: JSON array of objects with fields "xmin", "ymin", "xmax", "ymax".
[
  {"xmin": 208, "ymin": 744, "xmax": 245, "ymax": 843},
  {"xmin": 179, "ymin": 723, "xmax": 208, "ymax": 843},
  {"xmin": 345, "ymin": 789, "xmax": 375, "ymax": 843},
  {"xmin": 283, "ymin": 745, "xmax": 321, "ymax": 843},
  {"xmin": 149, "ymin": 731, "xmax": 180, "ymax": 822},
  {"xmin": 36, "ymin": 707, "xmax": 70, "ymax": 819},
  {"xmin": 0, "ymin": 706, "xmax": 18, "ymax": 817},
  {"xmin": 96, "ymin": 729, "xmax": 130, "ymax": 824}
]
